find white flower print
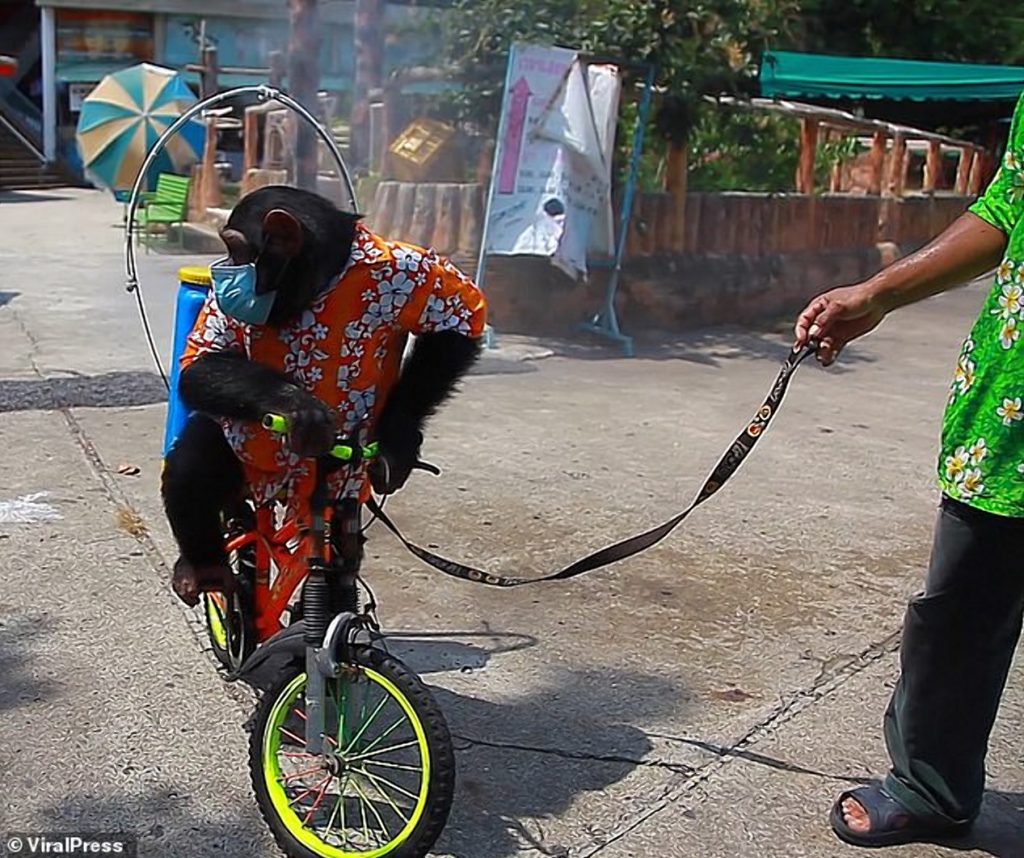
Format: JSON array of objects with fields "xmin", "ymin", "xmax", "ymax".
[
  {"xmin": 960, "ymin": 469, "xmax": 985, "ymax": 498},
  {"xmin": 312, "ymin": 323, "xmax": 329, "ymax": 341},
  {"xmin": 945, "ymin": 446, "xmax": 970, "ymax": 482},
  {"xmin": 1000, "ymin": 317, "xmax": 1020, "ymax": 349},
  {"xmin": 308, "ymin": 366, "xmax": 323, "ymax": 383},
  {"xmin": 1018, "ymin": 463, "xmax": 1024, "ymax": 476},
  {"xmin": 953, "ymin": 355, "xmax": 976, "ymax": 395},
  {"xmin": 1006, "ymin": 150, "xmax": 1021, "ymax": 172},
  {"xmin": 1011, "ymin": 171, "xmax": 1024, "ymax": 204},
  {"xmin": 996, "ymin": 259, "xmax": 1016, "ymax": 284},
  {"xmin": 993, "ymin": 283, "xmax": 1024, "ymax": 319},
  {"xmin": 968, "ymin": 438, "xmax": 988, "ymax": 465},
  {"xmin": 393, "ymin": 246, "xmax": 424, "ymax": 273},
  {"xmin": 998, "ymin": 397, "xmax": 1024, "ymax": 426}
]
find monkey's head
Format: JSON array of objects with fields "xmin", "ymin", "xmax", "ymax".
[{"xmin": 219, "ymin": 186, "xmax": 361, "ymax": 326}]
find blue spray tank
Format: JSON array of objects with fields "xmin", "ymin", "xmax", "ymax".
[{"xmin": 163, "ymin": 265, "xmax": 211, "ymax": 455}]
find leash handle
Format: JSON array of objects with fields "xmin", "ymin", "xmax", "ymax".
[{"xmin": 369, "ymin": 342, "xmax": 819, "ymax": 588}]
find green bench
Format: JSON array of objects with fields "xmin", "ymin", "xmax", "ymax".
[{"xmin": 135, "ymin": 173, "xmax": 191, "ymax": 251}]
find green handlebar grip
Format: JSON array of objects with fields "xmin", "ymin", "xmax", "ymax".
[
  {"xmin": 263, "ymin": 413, "xmax": 289, "ymax": 432},
  {"xmin": 261, "ymin": 413, "xmax": 377, "ymax": 461}
]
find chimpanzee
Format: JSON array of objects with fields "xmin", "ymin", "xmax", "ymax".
[{"xmin": 162, "ymin": 185, "xmax": 487, "ymax": 606}]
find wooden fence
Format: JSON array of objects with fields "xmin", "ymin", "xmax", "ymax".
[{"xmin": 364, "ymin": 181, "xmax": 973, "ymax": 261}]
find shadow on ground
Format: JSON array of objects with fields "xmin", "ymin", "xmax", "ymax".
[
  {"xmin": 434, "ymin": 666, "xmax": 688, "ymax": 858},
  {"xmin": 382, "ymin": 629, "xmax": 539, "ymax": 676},
  {"xmin": 32, "ymin": 786, "xmax": 269, "ymax": 857},
  {"xmin": 0, "ymin": 190, "xmax": 74, "ymax": 204},
  {"xmin": 931, "ymin": 790, "xmax": 1024, "ymax": 858},
  {"xmin": 0, "ymin": 610, "xmax": 62, "ymax": 713},
  {"xmin": 0, "ymin": 371, "xmax": 167, "ymax": 413},
  {"xmin": 532, "ymin": 326, "xmax": 878, "ymax": 372}
]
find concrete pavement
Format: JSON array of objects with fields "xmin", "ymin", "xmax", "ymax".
[{"xmin": 0, "ymin": 188, "xmax": 1020, "ymax": 858}]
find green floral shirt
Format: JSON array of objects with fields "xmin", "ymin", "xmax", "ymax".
[{"xmin": 940, "ymin": 93, "xmax": 1024, "ymax": 516}]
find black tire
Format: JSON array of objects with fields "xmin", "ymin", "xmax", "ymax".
[
  {"xmin": 203, "ymin": 543, "xmax": 256, "ymax": 672},
  {"xmin": 249, "ymin": 645, "xmax": 455, "ymax": 858}
]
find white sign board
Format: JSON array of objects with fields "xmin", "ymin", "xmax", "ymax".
[
  {"xmin": 68, "ymin": 82, "xmax": 95, "ymax": 113},
  {"xmin": 483, "ymin": 43, "xmax": 621, "ymax": 280}
]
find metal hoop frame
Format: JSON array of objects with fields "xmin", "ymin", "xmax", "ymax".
[{"xmin": 122, "ymin": 85, "xmax": 358, "ymax": 384}]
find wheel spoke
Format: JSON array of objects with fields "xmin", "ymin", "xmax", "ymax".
[
  {"xmin": 363, "ymin": 758, "xmax": 422, "ymax": 773},
  {"xmin": 323, "ymin": 789, "xmax": 343, "ymax": 846},
  {"xmin": 342, "ymin": 693, "xmax": 390, "ymax": 755},
  {"xmin": 357, "ymin": 767, "xmax": 412, "ymax": 824},
  {"xmin": 288, "ymin": 775, "xmax": 331, "ymax": 808},
  {"xmin": 346, "ymin": 739, "xmax": 420, "ymax": 762},
  {"xmin": 282, "ymin": 765, "xmax": 323, "ymax": 783},
  {"xmin": 302, "ymin": 775, "xmax": 332, "ymax": 826},
  {"xmin": 351, "ymin": 775, "xmax": 393, "ymax": 845},
  {"xmin": 356, "ymin": 766, "xmax": 420, "ymax": 802},
  {"xmin": 279, "ymin": 726, "xmax": 306, "ymax": 746},
  {"xmin": 351, "ymin": 715, "xmax": 407, "ymax": 759}
]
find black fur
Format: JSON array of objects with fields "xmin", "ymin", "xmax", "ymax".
[
  {"xmin": 224, "ymin": 185, "xmax": 361, "ymax": 327},
  {"xmin": 162, "ymin": 413, "xmax": 245, "ymax": 566},
  {"xmin": 371, "ymin": 331, "xmax": 482, "ymax": 491}
]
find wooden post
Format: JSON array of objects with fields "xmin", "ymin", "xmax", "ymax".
[
  {"xmin": 868, "ymin": 131, "xmax": 886, "ymax": 196},
  {"xmin": 955, "ymin": 147, "xmax": 974, "ymax": 195},
  {"xmin": 288, "ymin": 0, "xmax": 321, "ymax": 190},
  {"xmin": 268, "ymin": 50, "xmax": 286, "ymax": 88},
  {"xmin": 242, "ymin": 108, "xmax": 258, "ymax": 176},
  {"xmin": 797, "ymin": 118, "xmax": 818, "ymax": 194},
  {"xmin": 352, "ymin": 0, "xmax": 384, "ymax": 169},
  {"xmin": 923, "ymin": 140, "xmax": 942, "ymax": 193},
  {"xmin": 968, "ymin": 149, "xmax": 986, "ymax": 195},
  {"xmin": 199, "ymin": 45, "xmax": 219, "ymax": 99},
  {"xmin": 666, "ymin": 142, "xmax": 688, "ymax": 253},
  {"xmin": 887, "ymin": 133, "xmax": 907, "ymax": 198}
]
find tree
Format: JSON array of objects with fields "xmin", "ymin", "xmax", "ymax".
[
  {"xmin": 791, "ymin": 0, "xmax": 1024, "ymax": 64},
  {"xmin": 441, "ymin": 0, "xmax": 801, "ymax": 144},
  {"xmin": 289, "ymin": 0, "xmax": 321, "ymax": 190}
]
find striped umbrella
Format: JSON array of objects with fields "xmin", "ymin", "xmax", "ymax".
[{"xmin": 75, "ymin": 63, "xmax": 205, "ymax": 192}]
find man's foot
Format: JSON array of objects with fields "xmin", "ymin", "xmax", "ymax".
[
  {"xmin": 172, "ymin": 558, "xmax": 234, "ymax": 607},
  {"xmin": 829, "ymin": 783, "xmax": 970, "ymax": 848}
]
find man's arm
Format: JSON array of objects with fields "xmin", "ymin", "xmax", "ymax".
[
  {"xmin": 794, "ymin": 213, "xmax": 1008, "ymax": 365},
  {"xmin": 797, "ymin": 92, "xmax": 1024, "ymax": 366}
]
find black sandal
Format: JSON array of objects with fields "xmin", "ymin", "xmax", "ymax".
[{"xmin": 829, "ymin": 783, "xmax": 970, "ymax": 848}]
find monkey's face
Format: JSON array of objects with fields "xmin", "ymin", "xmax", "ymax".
[{"xmin": 219, "ymin": 207, "xmax": 312, "ymax": 327}]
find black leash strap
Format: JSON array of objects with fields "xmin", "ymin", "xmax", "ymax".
[{"xmin": 367, "ymin": 343, "xmax": 818, "ymax": 587}]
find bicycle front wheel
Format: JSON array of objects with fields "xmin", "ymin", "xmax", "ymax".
[{"xmin": 249, "ymin": 646, "xmax": 455, "ymax": 858}]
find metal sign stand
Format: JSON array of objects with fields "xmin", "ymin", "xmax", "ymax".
[{"xmin": 578, "ymin": 63, "xmax": 656, "ymax": 358}]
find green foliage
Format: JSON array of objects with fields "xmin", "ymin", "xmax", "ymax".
[
  {"xmin": 791, "ymin": 1, "xmax": 1024, "ymax": 64},
  {"xmin": 440, "ymin": 0, "xmax": 801, "ymax": 143},
  {"xmin": 688, "ymin": 110, "xmax": 800, "ymax": 192}
]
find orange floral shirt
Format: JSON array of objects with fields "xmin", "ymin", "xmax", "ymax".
[{"xmin": 181, "ymin": 224, "xmax": 487, "ymax": 512}]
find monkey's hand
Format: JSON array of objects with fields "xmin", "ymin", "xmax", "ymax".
[
  {"xmin": 370, "ymin": 412, "xmax": 422, "ymax": 495},
  {"xmin": 276, "ymin": 389, "xmax": 336, "ymax": 458}
]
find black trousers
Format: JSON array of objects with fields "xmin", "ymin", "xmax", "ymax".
[{"xmin": 883, "ymin": 495, "xmax": 1024, "ymax": 825}]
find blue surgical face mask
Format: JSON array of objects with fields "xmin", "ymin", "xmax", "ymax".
[{"xmin": 210, "ymin": 256, "xmax": 277, "ymax": 325}]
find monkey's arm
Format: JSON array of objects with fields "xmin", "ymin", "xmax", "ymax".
[
  {"xmin": 179, "ymin": 351, "xmax": 313, "ymax": 420},
  {"xmin": 375, "ymin": 330, "xmax": 481, "ymax": 451},
  {"xmin": 180, "ymin": 352, "xmax": 334, "ymax": 456}
]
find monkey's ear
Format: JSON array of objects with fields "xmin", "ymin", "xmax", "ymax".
[
  {"xmin": 262, "ymin": 208, "xmax": 304, "ymax": 257},
  {"xmin": 220, "ymin": 228, "xmax": 253, "ymax": 263}
]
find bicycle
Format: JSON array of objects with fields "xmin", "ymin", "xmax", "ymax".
[{"xmin": 202, "ymin": 413, "xmax": 455, "ymax": 858}]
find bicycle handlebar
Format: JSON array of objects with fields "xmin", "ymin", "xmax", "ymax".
[{"xmin": 262, "ymin": 413, "xmax": 380, "ymax": 462}]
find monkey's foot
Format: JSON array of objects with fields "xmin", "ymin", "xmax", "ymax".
[{"xmin": 172, "ymin": 558, "xmax": 235, "ymax": 607}]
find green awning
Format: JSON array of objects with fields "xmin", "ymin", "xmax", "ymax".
[{"xmin": 761, "ymin": 51, "xmax": 1024, "ymax": 102}]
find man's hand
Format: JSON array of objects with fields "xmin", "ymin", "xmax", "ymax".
[{"xmin": 794, "ymin": 283, "xmax": 888, "ymax": 366}]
